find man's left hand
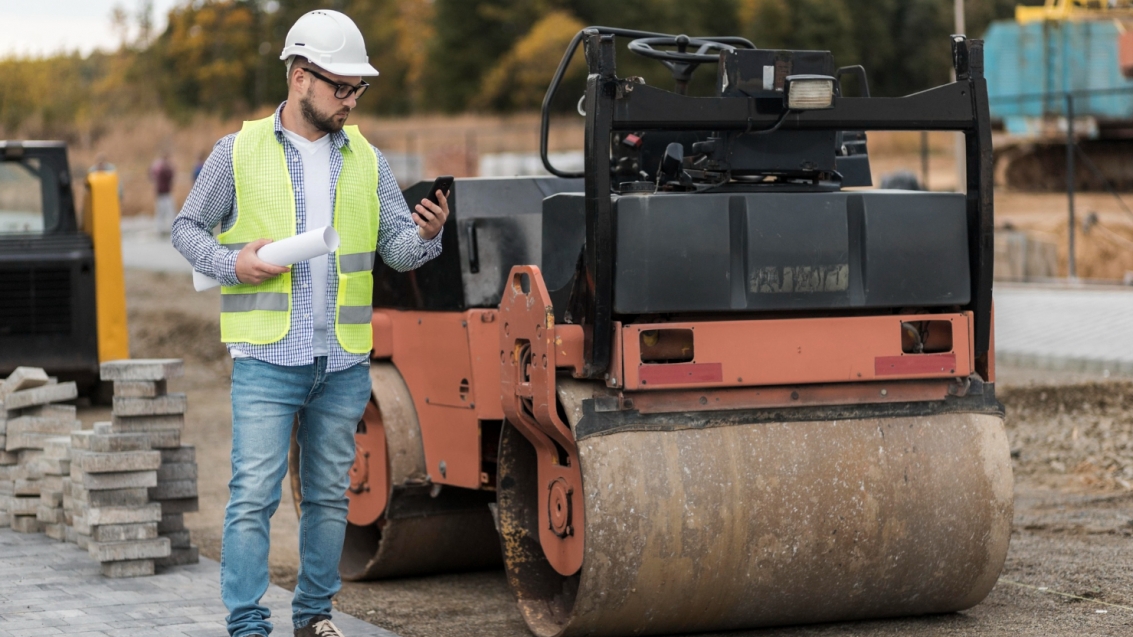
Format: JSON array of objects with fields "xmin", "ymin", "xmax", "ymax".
[{"xmin": 414, "ymin": 190, "xmax": 449, "ymax": 240}]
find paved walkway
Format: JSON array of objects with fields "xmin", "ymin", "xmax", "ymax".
[
  {"xmin": 0, "ymin": 530, "xmax": 397, "ymax": 637},
  {"xmin": 995, "ymin": 283, "xmax": 1133, "ymax": 375}
]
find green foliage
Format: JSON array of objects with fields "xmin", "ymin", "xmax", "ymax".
[{"xmin": 0, "ymin": 0, "xmax": 1031, "ymax": 134}]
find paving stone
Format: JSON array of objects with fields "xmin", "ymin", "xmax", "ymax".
[
  {"xmin": 40, "ymin": 490, "xmax": 63, "ymax": 508},
  {"xmin": 20, "ymin": 404, "xmax": 77, "ymax": 420},
  {"xmin": 70, "ymin": 430, "xmax": 93, "ymax": 450},
  {"xmin": 83, "ymin": 502, "xmax": 162, "ymax": 526},
  {"xmin": 0, "ymin": 367, "xmax": 50, "ymax": 400},
  {"xmin": 39, "ymin": 475, "xmax": 63, "ymax": 492},
  {"xmin": 5, "ymin": 432, "xmax": 59, "ymax": 451},
  {"xmin": 82, "ymin": 470, "xmax": 157, "ymax": 491},
  {"xmin": 13, "ymin": 480, "xmax": 40, "ymax": 496},
  {"xmin": 159, "ymin": 446, "xmax": 195, "ymax": 464},
  {"xmin": 154, "ymin": 544, "xmax": 199, "ymax": 568},
  {"xmin": 0, "ymin": 433, "xmax": 5, "ymax": 447},
  {"xmin": 157, "ymin": 513, "xmax": 184, "ymax": 533},
  {"xmin": 142, "ymin": 429, "xmax": 182, "ymax": 449},
  {"xmin": 63, "ymin": 524, "xmax": 77, "ymax": 543},
  {"xmin": 0, "ymin": 450, "xmax": 15, "ymax": 465},
  {"xmin": 72, "ymin": 486, "xmax": 150, "ymax": 508},
  {"xmin": 9, "ymin": 495, "xmax": 39, "ymax": 515},
  {"xmin": 86, "ymin": 432, "xmax": 151, "ymax": 453},
  {"xmin": 43, "ymin": 436, "xmax": 72, "ymax": 458},
  {"xmin": 75, "ymin": 531, "xmax": 90, "ymax": 549},
  {"xmin": 101, "ymin": 558, "xmax": 155, "ymax": 578},
  {"xmin": 6, "ymin": 416, "xmax": 81, "ymax": 438},
  {"xmin": 148, "ymin": 480, "xmax": 197, "ymax": 500},
  {"xmin": 99, "ymin": 359, "xmax": 183, "ymax": 382},
  {"xmin": 36, "ymin": 505, "xmax": 62, "ymax": 523},
  {"xmin": 92, "ymin": 522, "xmax": 158, "ymax": 543},
  {"xmin": 44, "ymin": 522, "xmax": 67, "ymax": 541},
  {"xmin": 11, "ymin": 514, "xmax": 42, "ymax": 533},
  {"xmin": 0, "ymin": 479, "xmax": 12, "ymax": 494},
  {"xmin": 156, "ymin": 462, "xmax": 198, "ymax": 482},
  {"xmin": 0, "ymin": 464, "xmax": 14, "ymax": 479},
  {"xmin": 0, "ymin": 510, "xmax": 8, "ymax": 527},
  {"xmin": 112, "ymin": 379, "xmax": 167, "ymax": 398},
  {"xmin": 88, "ymin": 536, "xmax": 171, "ymax": 562},
  {"xmin": 112, "ymin": 394, "xmax": 187, "ymax": 417},
  {"xmin": 77, "ymin": 450, "xmax": 161, "ymax": 474},
  {"xmin": 28, "ymin": 457, "xmax": 70, "ymax": 476},
  {"xmin": 18, "ymin": 448, "xmax": 43, "ymax": 463},
  {"xmin": 155, "ymin": 497, "xmax": 199, "ymax": 514},
  {"xmin": 4, "ymin": 382, "xmax": 78, "ymax": 410},
  {"xmin": 162, "ymin": 529, "xmax": 192, "ymax": 548},
  {"xmin": 110, "ymin": 414, "xmax": 184, "ymax": 433}
]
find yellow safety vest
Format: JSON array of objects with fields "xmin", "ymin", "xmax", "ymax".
[{"xmin": 218, "ymin": 116, "xmax": 380, "ymax": 354}]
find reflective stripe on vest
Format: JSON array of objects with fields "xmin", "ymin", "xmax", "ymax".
[{"xmin": 218, "ymin": 116, "xmax": 380, "ymax": 352}]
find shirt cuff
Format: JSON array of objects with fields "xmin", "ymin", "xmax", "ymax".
[
  {"xmin": 213, "ymin": 249, "xmax": 242, "ymax": 287},
  {"xmin": 419, "ymin": 226, "xmax": 443, "ymax": 254}
]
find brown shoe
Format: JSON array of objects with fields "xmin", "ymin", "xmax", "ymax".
[{"xmin": 295, "ymin": 615, "xmax": 345, "ymax": 637}]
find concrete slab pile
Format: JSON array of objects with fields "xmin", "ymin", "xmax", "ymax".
[
  {"xmin": 0, "ymin": 369, "xmax": 80, "ymax": 535},
  {"xmin": 38, "ymin": 436, "xmax": 72, "ymax": 540}
]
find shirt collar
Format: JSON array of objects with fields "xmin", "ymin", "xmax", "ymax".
[{"xmin": 273, "ymin": 101, "xmax": 350, "ymax": 150}]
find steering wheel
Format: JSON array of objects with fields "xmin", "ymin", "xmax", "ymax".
[{"xmin": 627, "ymin": 35, "xmax": 748, "ymax": 93}]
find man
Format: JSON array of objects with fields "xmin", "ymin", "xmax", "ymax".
[
  {"xmin": 171, "ymin": 10, "xmax": 449, "ymax": 637},
  {"xmin": 150, "ymin": 151, "xmax": 175, "ymax": 236}
]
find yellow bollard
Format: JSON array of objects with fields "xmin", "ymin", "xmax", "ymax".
[{"xmin": 84, "ymin": 171, "xmax": 130, "ymax": 363}]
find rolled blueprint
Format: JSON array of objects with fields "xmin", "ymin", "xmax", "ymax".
[{"xmin": 192, "ymin": 226, "xmax": 341, "ymax": 292}]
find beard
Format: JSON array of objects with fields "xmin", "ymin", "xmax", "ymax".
[{"xmin": 300, "ymin": 91, "xmax": 349, "ymax": 134}]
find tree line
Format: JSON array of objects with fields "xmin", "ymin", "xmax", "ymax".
[{"xmin": 0, "ymin": 0, "xmax": 1032, "ymax": 135}]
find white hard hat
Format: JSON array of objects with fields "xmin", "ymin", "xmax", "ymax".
[{"xmin": 280, "ymin": 10, "xmax": 379, "ymax": 77}]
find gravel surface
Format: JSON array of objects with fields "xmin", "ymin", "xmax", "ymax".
[{"xmin": 107, "ymin": 270, "xmax": 1133, "ymax": 637}]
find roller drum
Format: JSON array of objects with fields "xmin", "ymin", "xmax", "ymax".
[{"xmin": 500, "ymin": 408, "xmax": 1012, "ymax": 637}]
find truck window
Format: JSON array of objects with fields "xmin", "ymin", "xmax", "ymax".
[{"xmin": 0, "ymin": 158, "xmax": 48, "ymax": 233}]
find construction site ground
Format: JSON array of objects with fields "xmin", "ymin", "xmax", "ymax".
[{"xmin": 81, "ymin": 265, "xmax": 1133, "ymax": 637}]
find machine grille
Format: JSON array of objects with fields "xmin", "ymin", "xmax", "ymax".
[{"xmin": 0, "ymin": 268, "xmax": 72, "ymax": 336}]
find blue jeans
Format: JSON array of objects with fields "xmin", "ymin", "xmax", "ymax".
[{"xmin": 222, "ymin": 357, "xmax": 370, "ymax": 636}]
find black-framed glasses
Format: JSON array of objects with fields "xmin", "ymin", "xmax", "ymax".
[{"xmin": 301, "ymin": 67, "xmax": 369, "ymax": 100}]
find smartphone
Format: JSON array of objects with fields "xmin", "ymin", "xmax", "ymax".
[{"xmin": 425, "ymin": 175, "xmax": 454, "ymax": 206}]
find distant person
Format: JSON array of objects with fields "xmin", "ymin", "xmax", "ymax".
[
  {"xmin": 88, "ymin": 153, "xmax": 116, "ymax": 174},
  {"xmin": 150, "ymin": 152, "xmax": 175, "ymax": 236},
  {"xmin": 170, "ymin": 9, "xmax": 449, "ymax": 637},
  {"xmin": 191, "ymin": 151, "xmax": 206, "ymax": 183}
]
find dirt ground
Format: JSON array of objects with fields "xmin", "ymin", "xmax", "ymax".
[{"xmin": 95, "ymin": 268, "xmax": 1133, "ymax": 637}]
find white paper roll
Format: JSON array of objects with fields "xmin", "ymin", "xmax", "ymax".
[{"xmin": 192, "ymin": 226, "xmax": 341, "ymax": 292}]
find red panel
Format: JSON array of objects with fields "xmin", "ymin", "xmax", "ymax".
[
  {"xmin": 639, "ymin": 362, "xmax": 723, "ymax": 386},
  {"xmin": 875, "ymin": 353, "xmax": 957, "ymax": 376}
]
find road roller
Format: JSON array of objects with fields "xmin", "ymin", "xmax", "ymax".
[{"xmin": 292, "ymin": 27, "xmax": 1012, "ymax": 636}]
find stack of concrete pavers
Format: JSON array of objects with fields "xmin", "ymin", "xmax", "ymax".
[
  {"xmin": 37, "ymin": 437, "xmax": 72, "ymax": 540},
  {"xmin": 71, "ymin": 423, "xmax": 170, "ymax": 577},
  {"xmin": 1, "ymin": 368, "xmax": 80, "ymax": 534},
  {"xmin": 99, "ymin": 359, "xmax": 198, "ymax": 568}
]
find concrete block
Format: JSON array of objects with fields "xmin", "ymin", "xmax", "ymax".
[
  {"xmin": 63, "ymin": 509, "xmax": 72, "ymax": 525},
  {"xmin": 157, "ymin": 462, "xmax": 198, "ymax": 482},
  {"xmin": 0, "ymin": 434, "xmax": 5, "ymax": 448},
  {"xmin": 113, "ymin": 379, "xmax": 167, "ymax": 397},
  {"xmin": 82, "ymin": 470, "xmax": 157, "ymax": 491},
  {"xmin": 28, "ymin": 457, "xmax": 69, "ymax": 476},
  {"xmin": 77, "ymin": 450, "xmax": 161, "ymax": 473},
  {"xmin": 0, "ymin": 479, "xmax": 11, "ymax": 495},
  {"xmin": 110, "ymin": 414, "xmax": 184, "ymax": 433},
  {"xmin": 5, "ymin": 432, "xmax": 57, "ymax": 451},
  {"xmin": 112, "ymin": 393, "xmax": 187, "ymax": 417},
  {"xmin": 20, "ymin": 404, "xmax": 76, "ymax": 419},
  {"xmin": 162, "ymin": 529, "xmax": 192, "ymax": 548},
  {"xmin": 64, "ymin": 525, "xmax": 77, "ymax": 543},
  {"xmin": 40, "ymin": 475, "xmax": 63, "ymax": 492},
  {"xmin": 160, "ymin": 445, "xmax": 196, "ymax": 464},
  {"xmin": 88, "ymin": 536, "xmax": 171, "ymax": 562},
  {"xmin": 11, "ymin": 514, "xmax": 42, "ymax": 533},
  {"xmin": 40, "ymin": 490, "xmax": 63, "ymax": 508},
  {"xmin": 0, "ymin": 493, "xmax": 10, "ymax": 510},
  {"xmin": 76, "ymin": 532, "xmax": 90, "ymax": 549},
  {"xmin": 9, "ymin": 495, "xmax": 39, "ymax": 515},
  {"xmin": 0, "ymin": 367, "xmax": 49, "ymax": 400},
  {"xmin": 84, "ymin": 502, "xmax": 162, "ymax": 526},
  {"xmin": 43, "ymin": 437, "xmax": 71, "ymax": 459},
  {"xmin": 0, "ymin": 450, "xmax": 15, "ymax": 465},
  {"xmin": 158, "ymin": 512, "xmax": 184, "ymax": 533},
  {"xmin": 36, "ymin": 505, "xmax": 61, "ymax": 523},
  {"xmin": 13, "ymin": 480, "xmax": 40, "ymax": 496},
  {"xmin": 101, "ymin": 559, "xmax": 156, "ymax": 578},
  {"xmin": 157, "ymin": 497, "xmax": 199, "ymax": 514},
  {"xmin": 92, "ymin": 521, "xmax": 158, "ymax": 542},
  {"xmin": 148, "ymin": 479, "xmax": 197, "ymax": 500},
  {"xmin": 7, "ymin": 416, "xmax": 80, "ymax": 437},
  {"xmin": 143, "ymin": 429, "xmax": 182, "ymax": 449},
  {"xmin": 93, "ymin": 421, "xmax": 112, "ymax": 434},
  {"xmin": 44, "ymin": 523, "xmax": 67, "ymax": 541},
  {"xmin": 72, "ymin": 485, "xmax": 149, "ymax": 508},
  {"xmin": 4, "ymin": 382, "xmax": 77, "ymax": 410},
  {"xmin": 100, "ymin": 359, "xmax": 183, "ymax": 382},
  {"xmin": 88, "ymin": 432, "xmax": 151, "ymax": 453},
  {"xmin": 0, "ymin": 464, "xmax": 13, "ymax": 480},
  {"xmin": 0, "ymin": 511, "xmax": 8, "ymax": 527},
  {"xmin": 155, "ymin": 544, "xmax": 199, "ymax": 567},
  {"xmin": 62, "ymin": 476, "xmax": 70, "ymax": 494},
  {"xmin": 17, "ymin": 449, "xmax": 43, "ymax": 463},
  {"xmin": 70, "ymin": 430, "xmax": 92, "ymax": 450}
]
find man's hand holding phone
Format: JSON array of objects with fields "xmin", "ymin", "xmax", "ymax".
[{"xmin": 414, "ymin": 175, "xmax": 453, "ymax": 240}]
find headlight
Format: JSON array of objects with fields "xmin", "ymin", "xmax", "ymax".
[{"xmin": 785, "ymin": 75, "xmax": 836, "ymax": 110}]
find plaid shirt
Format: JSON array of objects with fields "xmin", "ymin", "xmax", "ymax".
[{"xmin": 171, "ymin": 103, "xmax": 443, "ymax": 372}]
